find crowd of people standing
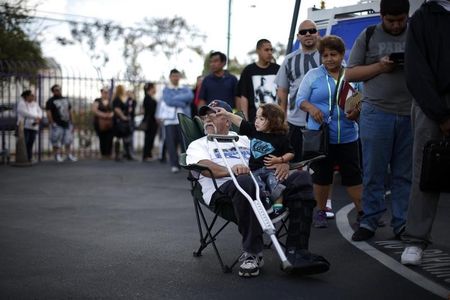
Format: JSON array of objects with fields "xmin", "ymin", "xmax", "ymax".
[{"xmin": 14, "ymin": 0, "xmax": 448, "ymax": 273}]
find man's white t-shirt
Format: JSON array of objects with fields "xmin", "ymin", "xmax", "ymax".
[{"xmin": 186, "ymin": 132, "xmax": 251, "ymax": 205}]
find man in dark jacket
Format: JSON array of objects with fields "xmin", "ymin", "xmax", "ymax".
[{"xmin": 401, "ymin": 0, "xmax": 450, "ymax": 266}]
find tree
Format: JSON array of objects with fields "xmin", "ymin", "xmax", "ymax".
[
  {"xmin": 0, "ymin": 0, "xmax": 46, "ymax": 75},
  {"xmin": 57, "ymin": 16, "xmax": 205, "ymax": 81}
]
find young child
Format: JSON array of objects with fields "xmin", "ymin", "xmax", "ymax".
[{"xmin": 216, "ymin": 103, "xmax": 294, "ymax": 220}]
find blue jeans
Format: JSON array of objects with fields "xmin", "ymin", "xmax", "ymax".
[{"xmin": 359, "ymin": 102, "xmax": 413, "ymax": 234}]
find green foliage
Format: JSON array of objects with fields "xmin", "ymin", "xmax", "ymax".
[{"xmin": 0, "ymin": 0, "xmax": 46, "ymax": 74}]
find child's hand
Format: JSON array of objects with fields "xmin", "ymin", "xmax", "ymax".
[
  {"xmin": 264, "ymin": 155, "xmax": 281, "ymax": 166},
  {"xmin": 215, "ymin": 107, "xmax": 229, "ymax": 118}
]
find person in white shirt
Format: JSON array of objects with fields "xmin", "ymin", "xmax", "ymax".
[
  {"xmin": 186, "ymin": 100, "xmax": 329, "ymax": 278},
  {"xmin": 16, "ymin": 90, "xmax": 43, "ymax": 162}
]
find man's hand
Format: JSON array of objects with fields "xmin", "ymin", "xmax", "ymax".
[
  {"xmin": 264, "ymin": 155, "xmax": 281, "ymax": 166},
  {"xmin": 267, "ymin": 163, "xmax": 290, "ymax": 181},
  {"xmin": 379, "ymin": 56, "xmax": 396, "ymax": 73},
  {"xmin": 231, "ymin": 164, "xmax": 250, "ymax": 176},
  {"xmin": 440, "ymin": 118, "xmax": 450, "ymax": 137}
]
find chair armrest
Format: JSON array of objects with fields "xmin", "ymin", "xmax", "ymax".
[
  {"xmin": 180, "ymin": 159, "xmax": 220, "ymax": 190},
  {"xmin": 289, "ymin": 155, "xmax": 326, "ymax": 170}
]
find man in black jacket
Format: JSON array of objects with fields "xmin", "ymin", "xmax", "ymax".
[{"xmin": 401, "ymin": 0, "xmax": 450, "ymax": 266}]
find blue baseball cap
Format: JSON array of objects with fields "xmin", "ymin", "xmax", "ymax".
[{"xmin": 198, "ymin": 100, "xmax": 232, "ymax": 116}]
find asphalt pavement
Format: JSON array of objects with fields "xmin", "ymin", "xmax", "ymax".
[{"xmin": 0, "ymin": 160, "xmax": 449, "ymax": 299}]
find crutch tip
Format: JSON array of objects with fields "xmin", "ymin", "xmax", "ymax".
[{"xmin": 281, "ymin": 260, "xmax": 293, "ymax": 272}]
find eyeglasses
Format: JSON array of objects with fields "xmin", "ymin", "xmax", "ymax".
[{"xmin": 298, "ymin": 28, "xmax": 318, "ymax": 35}]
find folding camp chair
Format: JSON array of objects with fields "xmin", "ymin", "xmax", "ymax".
[
  {"xmin": 178, "ymin": 113, "xmax": 237, "ymax": 273},
  {"xmin": 178, "ymin": 113, "xmax": 324, "ymax": 273}
]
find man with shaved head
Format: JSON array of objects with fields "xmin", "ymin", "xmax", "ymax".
[{"xmin": 275, "ymin": 20, "xmax": 321, "ymax": 163}]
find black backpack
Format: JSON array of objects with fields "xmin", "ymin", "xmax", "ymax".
[{"xmin": 365, "ymin": 25, "xmax": 376, "ymax": 52}]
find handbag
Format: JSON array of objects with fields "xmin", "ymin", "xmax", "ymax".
[
  {"xmin": 301, "ymin": 123, "xmax": 330, "ymax": 160},
  {"xmin": 420, "ymin": 137, "xmax": 450, "ymax": 193},
  {"xmin": 98, "ymin": 117, "xmax": 113, "ymax": 132},
  {"xmin": 301, "ymin": 69, "xmax": 341, "ymax": 160}
]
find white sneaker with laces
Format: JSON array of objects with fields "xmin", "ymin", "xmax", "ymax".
[
  {"xmin": 238, "ymin": 252, "xmax": 263, "ymax": 277},
  {"xmin": 401, "ymin": 246, "xmax": 423, "ymax": 265},
  {"xmin": 55, "ymin": 154, "xmax": 64, "ymax": 163},
  {"xmin": 67, "ymin": 154, "xmax": 78, "ymax": 162}
]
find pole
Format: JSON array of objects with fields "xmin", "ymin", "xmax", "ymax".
[
  {"xmin": 287, "ymin": 0, "xmax": 302, "ymax": 54},
  {"xmin": 226, "ymin": 0, "xmax": 232, "ymax": 66}
]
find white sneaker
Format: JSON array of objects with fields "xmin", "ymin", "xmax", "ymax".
[
  {"xmin": 67, "ymin": 154, "xmax": 78, "ymax": 162},
  {"xmin": 171, "ymin": 166, "xmax": 180, "ymax": 173},
  {"xmin": 325, "ymin": 199, "xmax": 335, "ymax": 219},
  {"xmin": 55, "ymin": 154, "xmax": 64, "ymax": 163},
  {"xmin": 401, "ymin": 246, "xmax": 423, "ymax": 265}
]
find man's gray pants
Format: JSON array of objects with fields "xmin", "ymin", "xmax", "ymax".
[{"xmin": 403, "ymin": 101, "xmax": 444, "ymax": 248}]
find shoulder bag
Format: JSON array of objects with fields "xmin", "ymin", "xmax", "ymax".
[
  {"xmin": 301, "ymin": 69, "xmax": 342, "ymax": 160},
  {"xmin": 420, "ymin": 137, "xmax": 450, "ymax": 192}
]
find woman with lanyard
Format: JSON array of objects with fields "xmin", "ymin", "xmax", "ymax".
[{"xmin": 296, "ymin": 35, "xmax": 363, "ymax": 229}]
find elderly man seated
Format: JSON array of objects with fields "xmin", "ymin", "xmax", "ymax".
[{"xmin": 186, "ymin": 100, "xmax": 329, "ymax": 278}]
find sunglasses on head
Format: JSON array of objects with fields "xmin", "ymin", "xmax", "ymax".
[{"xmin": 299, "ymin": 28, "xmax": 318, "ymax": 35}]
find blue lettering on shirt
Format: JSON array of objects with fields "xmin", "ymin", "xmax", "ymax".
[{"xmin": 213, "ymin": 147, "xmax": 250, "ymax": 160}]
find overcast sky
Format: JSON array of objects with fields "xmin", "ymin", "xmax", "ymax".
[{"xmin": 28, "ymin": 0, "xmax": 360, "ymax": 82}]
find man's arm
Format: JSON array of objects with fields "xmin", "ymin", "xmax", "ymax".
[
  {"xmin": 345, "ymin": 59, "xmax": 394, "ymax": 82},
  {"xmin": 277, "ymin": 87, "xmax": 288, "ymax": 114},
  {"xmin": 405, "ymin": 8, "xmax": 450, "ymax": 125},
  {"xmin": 46, "ymin": 110, "xmax": 54, "ymax": 126},
  {"xmin": 197, "ymin": 159, "xmax": 249, "ymax": 178}
]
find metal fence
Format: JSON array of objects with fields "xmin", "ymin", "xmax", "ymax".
[{"xmin": 0, "ymin": 60, "xmax": 162, "ymax": 163}]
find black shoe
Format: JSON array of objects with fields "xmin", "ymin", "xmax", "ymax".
[
  {"xmin": 352, "ymin": 227, "xmax": 375, "ymax": 241},
  {"xmin": 394, "ymin": 226, "xmax": 406, "ymax": 240},
  {"xmin": 284, "ymin": 248, "xmax": 330, "ymax": 275}
]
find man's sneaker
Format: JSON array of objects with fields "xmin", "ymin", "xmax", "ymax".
[
  {"xmin": 269, "ymin": 207, "xmax": 288, "ymax": 223},
  {"xmin": 67, "ymin": 154, "xmax": 78, "ymax": 162},
  {"xmin": 401, "ymin": 246, "xmax": 423, "ymax": 266},
  {"xmin": 238, "ymin": 252, "xmax": 262, "ymax": 278},
  {"xmin": 55, "ymin": 154, "xmax": 64, "ymax": 163},
  {"xmin": 313, "ymin": 210, "xmax": 328, "ymax": 228},
  {"xmin": 351, "ymin": 227, "xmax": 375, "ymax": 241},
  {"xmin": 171, "ymin": 166, "xmax": 180, "ymax": 173}
]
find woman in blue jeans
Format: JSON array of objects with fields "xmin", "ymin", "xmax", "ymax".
[{"xmin": 296, "ymin": 35, "xmax": 363, "ymax": 228}]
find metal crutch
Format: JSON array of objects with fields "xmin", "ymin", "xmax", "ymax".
[{"xmin": 207, "ymin": 134, "xmax": 292, "ymax": 271}]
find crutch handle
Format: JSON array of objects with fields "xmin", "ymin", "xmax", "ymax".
[{"xmin": 207, "ymin": 134, "xmax": 239, "ymax": 142}]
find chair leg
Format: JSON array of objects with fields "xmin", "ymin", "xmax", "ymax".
[{"xmin": 192, "ymin": 199, "xmax": 232, "ymax": 273}]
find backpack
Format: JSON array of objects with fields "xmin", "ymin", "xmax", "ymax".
[{"xmin": 365, "ymin": 25, "xmax": 376, "ymax": 52}]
